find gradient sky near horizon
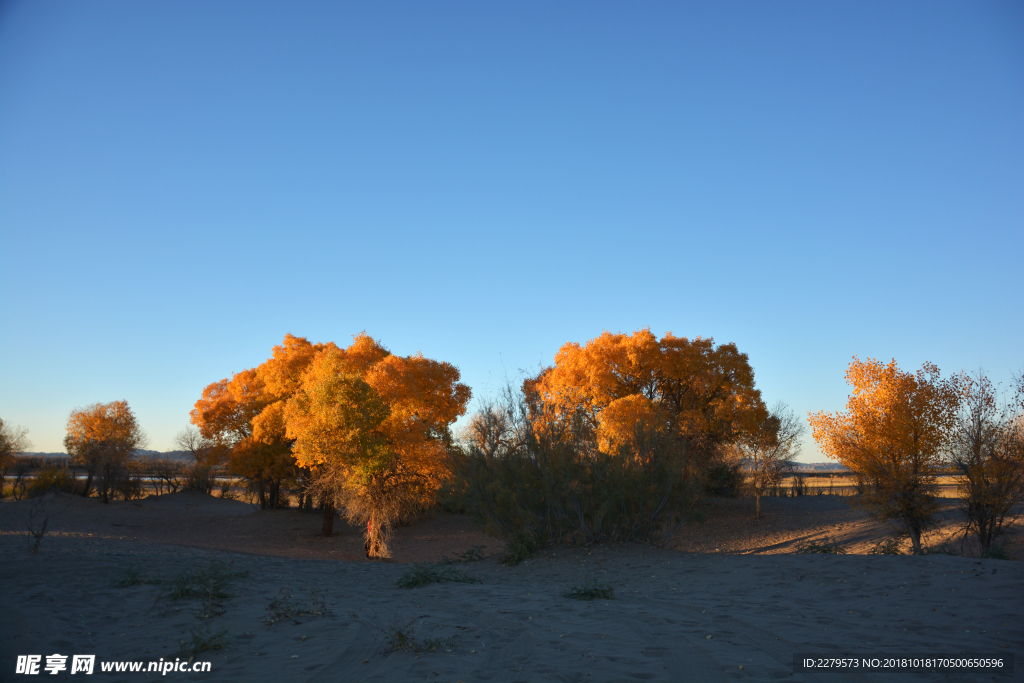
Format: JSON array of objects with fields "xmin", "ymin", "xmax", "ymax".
[{"xmin": 1, "ymin": 1, "xmax": 1021, "ymax": 459}]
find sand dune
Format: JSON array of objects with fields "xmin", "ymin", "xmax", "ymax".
[{"xmin": 1, "ymin": 493, "xmax": 1020, "ymax": 682}]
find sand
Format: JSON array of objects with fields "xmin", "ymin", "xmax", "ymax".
[{"xmin": 1, "ymin": 492, "xmax": 1021, "ymax": 682}]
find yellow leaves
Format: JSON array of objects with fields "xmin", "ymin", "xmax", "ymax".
[
  {"xmin": 66, "ymin": 400, "xmax": 141, "ymax": 446},
  {"xmin": 526, "ymin": 328, "xmax": 766, "ymax": 454},
  {"xmin": 64, "ymin": 400, "xmax": 145, "ymax": 462},
  {"xmin": 252, "ymin": 401, "xmax": 287, "ymax": 445},
  {"xmin": 596, "ymin": 395, "xmax": 667, "ymax": 456},
  {"xmin": 257, "ymin": 334, "xmax": 334, "ymax": 400},
  {"xmin": 809, "ymin": 356, "xmax": 962, "ymax": 475},
  {"xmin": 193, "ymin": 332, "xmax": 472, "ymax": 497},
  {"xmin": 285, "ymin": 368, "xmax": 389, "ymax": 471}
]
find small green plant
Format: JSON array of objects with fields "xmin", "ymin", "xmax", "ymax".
[
  {"xmin": 385, "ymin": 619, "xmax": 455, "ymax": 653},
  {"xmin": 440, "ymin": 545, "xmax": 486, "ymax": 565},
  {"xmin": 924, "ymin": 542, "xmax": 959, "ymax": 556},
  {"xmin": 395, "ymin": 563, "xmax": 482, "ymax": 589},
  {"xmin": 164, "ymin": 560, "xmax": 249, "ymax": 619},
  {"xmin": 263, "ymin": 587, "xmax": 330, "ymax": 625},
  {"xmin": 421, "ymin": 636, "xmax": 456, "ymax": 652},
  {"xmin": 868, "ymin": 535, "xmax": 904, "ymax": 556},
  {"xmin": 500, "ymin": 532, "xmax": 538, "ymax": 566},
  {"xmin": 795, "ymin": 537, "xmax": 847, "ymax": 554},
  {"xmin": 112, "ymin": 564, "xmax": 162, "ymax": 587},
  {"xmin": 982, "ymin": 544, "xmax": 1009, "ymax": 560},
  {"xmin": 388, "ymin": 627, "xmax": 415, "ymax": 651},
  {"xmin": 179, "ymin": 625, "xmax": 228, "ymax": 658},
  {"xmin": 563, "ymin": 579, "xmax": 615, "ymax": 601}
]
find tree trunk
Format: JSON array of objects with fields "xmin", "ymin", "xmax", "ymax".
[
  {"xmin": 321, "ymin": 504, "xmax": 335, "ymax": 536},
  {"xmin": 908, "ymin": 525, "xmax": 922, "ymax": 555},
  {"xmin": 81, "ymin": 471, "xmax": 94, "ymax": 498},
  {"xmin": 755, "ymin": 492, "xmax": 761, "ymax": 519}
]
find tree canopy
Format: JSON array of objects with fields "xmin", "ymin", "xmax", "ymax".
[
  {"xmin": 809, "ymin": 357, "xmax": 962, "ymax": 553},
  {"xmin": 64, "ymin": 400, "xmax": 146, "ymax": 502},
  {"xmin": 523, "ymin": 328, "xmax": 768, "ymax": 459},
  {"xmin": 191, "ymin": 332, "xmax": 471, "ymax": 553}
]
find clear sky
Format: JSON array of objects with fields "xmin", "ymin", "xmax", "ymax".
[{"xmin": 1, "ymin": 1, "xmax": 1021, "ymax": 459}]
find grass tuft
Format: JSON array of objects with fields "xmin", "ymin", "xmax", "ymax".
[
  {"xmin": 439, "ymin": 545, "xmax": 486, "ymax": 565},
  {"xmin": 264, "ymin": 587, "xmax": 331, "ymax": 625},
  {"xmin": 982, "ymin": 544, "xmax": 1009, "ymax": 560},
  {"xmin": 111, "ymin": 564, "xmax": 162, "ymax": 587},
  {"xmin": 163, "ymin": 560, "xmax": 249, "ymax": 619},
  {"xmin": 179, "ymin": 625, "xmax": 228, "ymax": 658},
  {"xmin": 563, "ymin": 579, "xmax": 615, "ymax": 601},
  {"xmin": 395, "ymin": 563, "xmax": 482, "ymax": 589}
]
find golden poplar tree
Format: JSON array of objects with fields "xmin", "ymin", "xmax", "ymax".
[
  {"xmin": 192, "ymin": 333, "xmax": 471, "ymax": 555},
  {"xmin": 809, "ymin": 357, "xmax": 962, "ymax": 554},
  {"xmin": 64, "ymin": 400, "xmax": 146, "ymax": 502},
  {"xmin": 524, "ymin": 328, "xmax": 767, "ymax": 462},
  {"xmin": 284, "ymin": 336, "xmax": 471, "ymax": 556}
]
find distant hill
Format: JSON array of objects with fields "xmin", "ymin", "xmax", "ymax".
[
  {"xmin": 791, "ymin": 462, "xmax": 850, "ymax": 473},
  {"xmin": 23, "ymin": 450, "xmax": 193, "ymax": 461}
]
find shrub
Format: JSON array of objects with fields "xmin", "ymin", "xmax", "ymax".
[
  {"xmin": 185, "ymin": 465, "xmax": 216, "ymax": 494},
  {"xmin": 27, "ymin": 465, "xmax": 76, "ymax": 497},
  {"xmin": 868, "ymin": 535, "xmax": 903, "ymax": 556},
  {"xmin": 704, "ymin": 462, "xmax": 744, "ymax": 497},
  {"xmin": 982, "ymin": 544, "xmax": 1009, "ymax": 560},
  {"xmin": 450, "ymin": 429, "xmax": 703, "ymax": 564}
]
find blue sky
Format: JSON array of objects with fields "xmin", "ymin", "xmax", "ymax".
[{"xmin": 1, "ymin": 1, "xmax": 1021, "ymax": 458}]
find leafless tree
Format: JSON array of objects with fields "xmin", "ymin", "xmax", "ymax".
[
  {"xmin": 735, "ymin": 402, "xmax": 804, "ymax": 518},
  {"xmin": 175, "ymin": 426, "xmax": 221, "ymax": 493},
  {"xmin": 0, "ymin": 418, "xmax": 31, "ymax": 499},
  {"xmin": 149, "ymin": 458, "xmax": 185, "ymax": 495},
  {"xmin": 948, "ymin": 371, "xmax": 1024, "ymax": 554}
]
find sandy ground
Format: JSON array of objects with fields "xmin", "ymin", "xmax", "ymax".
[{"xmin": 1, "ymin": 492, "xmax": 1021, "ymax": 682}]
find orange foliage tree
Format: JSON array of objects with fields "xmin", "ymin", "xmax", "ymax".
[
  {"xmin": 191, "ymin": 335, "xmax": 331, "ymax": 509},
  {"xmin": 192, "ymin": 333, "xmax": 471, "ymax": 554},
  {"xmin": 285, "ymin": 336, "xmax": 471, "ymax": 556},
  {"xmin": 809, "ymin": 357, "xmax": 962, "ymax": 554},
  {"xmin": 524, "ymin": 328, "xmax": 768, "ymax": 464},
  {"xmin": 64, "ymin": 400, "xmax": 146, "ymax": 502}
]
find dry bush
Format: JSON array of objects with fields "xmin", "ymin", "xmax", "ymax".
[
  {"xmin": 948, "ymin": 372, "xmax": 1024, "ymax": 554},
  {"xmin": 448, "ymin": 388, "xmax": 704, "ymax": 564},
  {"xmin": 0, "ymin": 418, "xmax": 31, "ymax": 498},
  {"xmin": 26, "ymin": 463, "xmax": 77, "ymax": 497},
  {"xmin": 148, "ymin": 458, "xmax": 185, "ymax": 495}
]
